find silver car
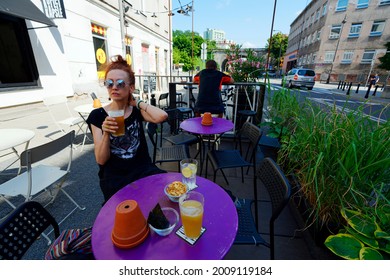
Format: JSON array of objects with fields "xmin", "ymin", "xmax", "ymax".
[{"xmin": 282, "ymin": 68, "xmax": 316, "ymax": 90}]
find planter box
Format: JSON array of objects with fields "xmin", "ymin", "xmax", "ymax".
[{"xmin": 287, "ymin": 174, "xmax": 341, "ymax": 259}]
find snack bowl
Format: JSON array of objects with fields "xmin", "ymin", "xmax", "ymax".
[
  {"xmin": 148, "ymin": 207, "xmax": 179, "ymax": 236},
  {"xmin": 164, "ymin": 181, "xmax": 188, "ymax": 202}
]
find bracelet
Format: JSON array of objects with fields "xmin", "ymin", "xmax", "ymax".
[{"xmin": 136, "ymin": 99, "xmax": 144, "ymax": 110}]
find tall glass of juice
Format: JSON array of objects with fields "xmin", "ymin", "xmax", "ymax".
[{"xmin": 179, "ymin": 191, "xmax": 204, "ymax": 239}]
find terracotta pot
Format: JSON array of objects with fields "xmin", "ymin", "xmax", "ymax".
[
  {"xmin": 201, "ymin": 112, "xmax": 213, "ymax": 125},
  {"xmin": 111, "ymin": 200, "xmax": 149, "ymax": 249}
]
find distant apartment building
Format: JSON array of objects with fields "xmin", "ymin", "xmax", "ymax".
[
  {"xmin": 284, "ymin": 0, "xmax": 390, "ymax": 83},
  {"xmin": 0, "ymin": 0, "xmax": 171, "ymax": 108},
  {"xmin": 203, "ymin": 28, "xmax": 234, "ymax": 49}
]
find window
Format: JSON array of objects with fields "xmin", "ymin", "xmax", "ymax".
[
  {"xmin": 310, "ymin": 14, "xmax": 314, "ymax": 25},
  {"xmin": 322, "ymin": 2, "xmax": 328, "ymax": 16},
  {"xmin": 336, "ymin": 0, "xmax": 349, "ymax": 11},
  {"xmin": 357, "ymin": 0, "xmax": 369, "ymax": 9},
  {"xmin": 330, "ymin": 25, "xmax": 342, "ymax": 39},
  {"xmin": 324, "ymin": 51, "xmax": 335, "ymax": 63},
  {"xmin": 316, "ymin": 9, "xmax": 320, "ymax": 21},
  {"xmin": 312, "ymin": 53, "xmax": 317, "ymax": 64},
  {"xmin": 370, "ymin": 20, "xmax": 385, "ymax": 36},
  {"xmin": 91, "ymin": 23, "xmax": 108, "ymax": 79},
  {"xmin": 341, "ymin": 50, "xmax": 354, "ymax": 64},
  {"xmin": 312, "ymin": 31, "xmax": 317, "ymax": 43},
  {"xmin": 348, "ymin": 23, "xmax": 362, "ymax": 38},
  {"xmin": 317, "ymin": 30, "xmax": 321, "ymax": 41},
  {"xmin": 379, "ymin": 0, "xmax": 390, "ymax": 5},
  {"xmin": 361, "ymin": 49, "xmax": 375, "ymax": 64},
  {"xmin": 307, "ymin": 34, "xmax": 311, "ymax": 45},
  {"xmin": 0, "ymin": 14, "xmax": 39, "ymax": 89}
]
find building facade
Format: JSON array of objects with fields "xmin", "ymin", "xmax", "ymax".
[
  {"xmin": 284, "ymin": 0, "xmax": 390, "ymax": 83},
  {"xmin": 0, "ymin": 0, "xmax": 172, "ymax": 108}
]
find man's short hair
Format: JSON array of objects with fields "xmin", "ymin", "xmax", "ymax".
[{"xmin": 206, "ymin": 60, "xmax": 217, "ymax": 70}]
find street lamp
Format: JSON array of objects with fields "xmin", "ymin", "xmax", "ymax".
[{"xmin": 326, "ymin": 16, "xmax": 347, "ymax": 84}]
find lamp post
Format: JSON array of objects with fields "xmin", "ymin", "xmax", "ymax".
[
  {"xmin": 326, "ymin": 16, "xmax": 347, "ymax": 84},
  {"xmin": 265, "ymin": 0, "xmax": 278, "ymax": 82}
]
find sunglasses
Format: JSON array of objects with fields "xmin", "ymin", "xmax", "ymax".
[{"xmin": 103, "ymin": 79, "xmax": 129, "ymax": 89}]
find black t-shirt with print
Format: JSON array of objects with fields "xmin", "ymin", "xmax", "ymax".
[{"xmin": 86, "ymin": 106, "xmax": 164, "ymax": 201}]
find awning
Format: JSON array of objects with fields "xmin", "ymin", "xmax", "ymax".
[{"xmin": 0, "ymin": 0, "xmax": 56, "ymax": 27}]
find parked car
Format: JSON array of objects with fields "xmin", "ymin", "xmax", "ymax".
[
  {"xmin": 282, "ymin": 68, "xmax": 316, "ymax": 90},
  {"xmin": 262, "ymin": 69, "xmax": 277, "ymax": 78}
]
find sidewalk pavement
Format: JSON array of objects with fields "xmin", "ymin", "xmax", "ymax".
[{"xmin": 0, "ymin": 92, "xmax": 336, "ymax": 260}]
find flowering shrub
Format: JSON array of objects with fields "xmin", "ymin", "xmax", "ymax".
[{"xmin": 225, "ymin": 44, "xmax": 265, "ymax": 82}]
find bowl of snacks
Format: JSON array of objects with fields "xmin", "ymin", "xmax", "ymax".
[
  {"xmin": 164, "ymin": 181, "xmax": 188, "ymax": 202},
  {"xmin": 147, "ymin": 204, "xmax": 179, "ymax": 236}
]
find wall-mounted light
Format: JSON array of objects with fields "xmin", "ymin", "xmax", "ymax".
[
  {"xmin": 151, "ymin": 13, "xmax": 157, "ymax": 18},
  {"xmin": 135, "ymin": 10, "xmax": 140, "ymax": 15},
  {"xmin": 168, "ymin": 11, "xmax": 175, "ymax": 16}
]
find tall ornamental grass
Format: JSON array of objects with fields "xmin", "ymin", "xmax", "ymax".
[{"xmin": 268, "ymin": 89, "xmax": 390, "ymax": 229}]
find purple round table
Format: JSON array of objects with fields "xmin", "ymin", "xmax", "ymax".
[
  {"xmin": 180, "ymin": 117, "xmax": 234, "ymax": 174},
  {"xmin": 180, "ymin": 117, "xmax": 234, "ymax": 135},
  {"xmin": 92, "ymin": 173, "xmax": 238, "ymax": 260}
]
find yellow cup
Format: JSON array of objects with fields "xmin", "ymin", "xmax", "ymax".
[{"xmin": 179, "ymin": 191, "xmax": 204, "ymax": 239}]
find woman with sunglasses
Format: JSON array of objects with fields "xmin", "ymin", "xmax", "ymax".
[{"xmin": 87, "ymin": 55, "xmax": 168, "ymax": 202}]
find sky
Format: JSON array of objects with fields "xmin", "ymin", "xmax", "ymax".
[{"xmin": 172, "ymin": 0, "xmax": 311, "ymax": 48}]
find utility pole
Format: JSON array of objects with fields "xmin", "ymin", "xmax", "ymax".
[{"xmin": 326, "ymin": 15, "xmax": 347, "ymax": 84}]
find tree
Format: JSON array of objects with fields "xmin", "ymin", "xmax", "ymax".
[
  {"xmin": 172, "ymin": 30, "xmax": 204, "ymax": 71},
  {"xmin": 378, "ymin": 42, "xmax": 390, "ymax": 71},
  {"xmin": 265, "ymin": 32, "xmax": 288, "ymax": 68}
]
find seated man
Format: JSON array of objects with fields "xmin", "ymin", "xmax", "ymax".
[{"xmin": 193, "ymin": 60, "xmax": 234, "ymax": 118}]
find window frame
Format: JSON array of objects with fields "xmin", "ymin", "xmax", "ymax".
[
  {"xmin": 348, "ymin": 22, "xmax": 362, "ymax": 38},
  {"xmin": 370, "ymin": 20, "xmax": 385, "ymax": 36},
  {"xmin": 361, "ymin": 49, "xmax": 376, "ymax": 64},
  {"xmin": 356, "ymin": 0, "xmax": 370, "ymax": 9},
  {"xmin": 324, "ymin": 51, "xmax": 335, "ymax": 63},
  {"xmin": 341, "ymin": 50, "xmax": 354, "ymax": 64},
  {"xmin": 336, "ymin": 0, "xmax": 349, "ymax": 11},
  {"xmin": 329, "ymin": 24, "xmax": 342, "ymax": 39},
  {"xmin": 0, "ymin": 14, "xmax": 39, "ymax": 89}
]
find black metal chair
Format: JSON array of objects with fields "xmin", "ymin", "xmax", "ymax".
[
  {"xmin": 234, "ymin": 158, "xmax": 292, "ymax": 260},
  {"xmin": 146, "ymin": 122, "xmax": 189, "ymax": 172},
  {"xmin": 158, "ymin": 92, "xmax": 169, "ymax": 109},
  {"xmin": 162, "ymin": 108, "xmax": 199, "ymax": 148},
  {"xmin": 205, "ymin": 122, "xmax": 262, "ymax": 185},
  {"xmin": 0, "ymin": 201, "xmax": 60, "ymax": 260}
]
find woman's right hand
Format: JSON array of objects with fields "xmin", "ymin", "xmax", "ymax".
[{"xmin": 101, "ymin": 117, "xmax": 118, "ymax": 134}]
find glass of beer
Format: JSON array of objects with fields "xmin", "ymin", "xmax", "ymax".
[
  {"xmin": 179, "ymin": 191, "xmax": 204, "ymax": 239},
  {"xmin": 107, "ymin": 109, "xmax": 125, "ymax": 137}
]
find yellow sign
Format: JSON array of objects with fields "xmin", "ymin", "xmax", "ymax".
[
  {"xmin": 126, "ymin": 54, "xmax": 132, "ymax": 66},
  {"xmin": 96, "ymin": 48, "xmax": 106, "ymax": 64}
]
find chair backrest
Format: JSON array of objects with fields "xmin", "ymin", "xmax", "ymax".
[
  {"xmin": 0, "ymin": 201, "xmax": 60, "ymax": 260},
  {"xmin": 239, "ymin": 122, "xmax": 263, "ymax": 163},
  {"xmin": 146, "ymin": 122, "xmax": 158, "ymax": 148},
  {"xmin": 158, "ymin": 93, "xmax": 169, "ymax": 108},
  {"xmin": 257, "ymin": 158, "xmax": 291, "ymax": 222},
  {"xmin": 20, "ymin": 130, "xmax": 75, "ymax": 199},
  {"xmin": 20, "ymin": 130, "xmax": 75, "ymax": 167}
]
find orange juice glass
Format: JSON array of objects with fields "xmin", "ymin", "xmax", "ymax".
[
  {"xmin": 108, "ymin": 109, "xmax": 125, "ymax": 137},
  {"xmin": 179, "ymin": 191, "xmax": 204, "ymax": 239}
]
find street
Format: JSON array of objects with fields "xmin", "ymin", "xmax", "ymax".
[{"xmin": 269, "ymin": 79, "xmax": 389, "ymax": 123}]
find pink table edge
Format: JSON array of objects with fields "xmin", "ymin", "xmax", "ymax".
[{"xmin": 92, "ymin": 173, "xmax": 238, "ymax": 260}]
